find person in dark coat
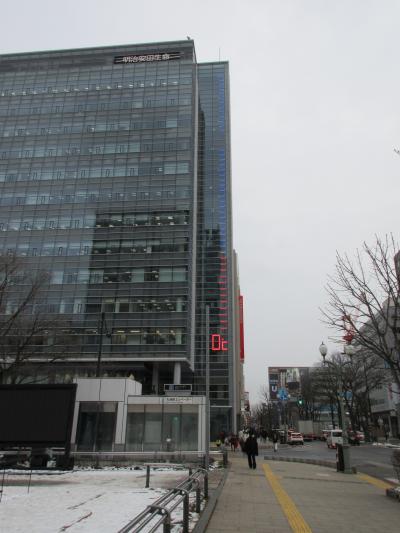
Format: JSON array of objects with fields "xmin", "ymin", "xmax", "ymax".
[
  {"xmin": 272, "ymin": 430, "xmax": 279, "ymax": 452},
  {"xmin": 244, "ymin": 433, "xmax": 258, "ymax": 469}
]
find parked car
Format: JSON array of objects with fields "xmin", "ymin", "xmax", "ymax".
[
  {"xmin": 287, "ymin": 432, "xmax": 304, "ymax": 445},
  {"xmin": 321, "ymin": 429, "xmax": 330, "ymax": 441},
  {"xmin": 326, "ymin": 429, "xmax": 343, "ymax": 449},
  {"xmin": 356, "ymin": 431, "xmax": 365, "ymax": 442},
  {"xmin": 348, "ymin": 430, "xmax": 365, "ymax": 445}
]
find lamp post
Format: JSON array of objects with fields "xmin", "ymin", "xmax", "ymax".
[{"xmin": 319, "ymin": 342, "xmax": 353, "ymax": 474}]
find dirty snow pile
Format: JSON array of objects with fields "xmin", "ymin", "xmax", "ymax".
[{"xmin": 1, "ymin": 467, "xmax": 197, "ymax": 532}]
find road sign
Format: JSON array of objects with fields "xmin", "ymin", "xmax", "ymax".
[{"xmin": 277, "ymin": 388, "xmax": 288, "ymax": 401}]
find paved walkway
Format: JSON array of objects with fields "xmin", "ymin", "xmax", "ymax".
[{"xmin": 206, "ymin": 454, "xmax": 400, "ymax": 532}]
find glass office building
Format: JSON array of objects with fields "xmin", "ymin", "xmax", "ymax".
[{"xmin": 0, "ymin": 41, "xmax": 239, "ymax": 433}]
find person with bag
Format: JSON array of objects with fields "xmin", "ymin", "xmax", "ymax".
[{"xmin": 243, "ymin": 433, "xmax": 258, "ymax": 469}]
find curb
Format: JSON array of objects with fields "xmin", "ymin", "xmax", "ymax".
[
  {"xmin": 192, "ymin": 467, "xmax": 230, "ymax": 533},
  {"xmin": 263, "ymin": 455, "xmax": 357, "ymax": 473}
]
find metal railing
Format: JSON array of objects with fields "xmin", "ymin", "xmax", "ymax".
[
  {"xmin": 118, "ymin": 468, "xmax": 208, "ymax": 533},
  {"xmin": 144, "ymin": 463, "xmax": 193, "ymax": 488},
  {"xmin": 70, "ymin": 449, "xmax": 226, "ymax": 469}
]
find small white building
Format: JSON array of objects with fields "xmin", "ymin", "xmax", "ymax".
[{"xmin": 71, "ymin": 378, "xmax": 206, "ymax": 453}]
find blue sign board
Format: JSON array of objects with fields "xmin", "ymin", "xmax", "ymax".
[{"xmin": 277, "ymin": 388, "xmax": 288, "ymax": 401}]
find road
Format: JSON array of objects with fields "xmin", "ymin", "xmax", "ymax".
[{"xmin": 264, "ymin": 440, "xmax": 399, "ymax": 483}]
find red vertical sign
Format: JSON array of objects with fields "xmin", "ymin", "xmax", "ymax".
[{"xmin": 239, "ymin": 294, "xmax": 245, "ymax": 362}]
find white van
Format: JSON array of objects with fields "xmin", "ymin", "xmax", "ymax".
[{"xmin": 326, "ymin": 429, "xmax": 343, "ymax": 449}]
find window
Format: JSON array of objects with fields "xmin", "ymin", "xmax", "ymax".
[
  {"xmin": 126, "ymin": 405, "xmax": 144, "ymax": 451},
  {"xmin": 131, "ymin": 269, "xmax": 144, "ymax": 282},
  {"xmin": 102, "ymin": 300, "xmax": 115, "ymax": 313},
  {"xmin": 143, "ymin": 405, "xmax": 162, "ymax": 451},
  {"xmin": 173, "ymin": 268, "xmax": 187, "ymax": 281},
  {"xmin": 118, "ymin": 301, "xmax": 130, "ymax": 313},
  {"xmin": 76, "ymin": 402, "xmax": 117, "ymax": 451}
]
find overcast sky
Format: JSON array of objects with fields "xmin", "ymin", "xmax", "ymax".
[{"xmin": 1, "ymin": 0, "xmax": 400, "ymax": 403}]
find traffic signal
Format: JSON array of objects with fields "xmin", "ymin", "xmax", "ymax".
[{"xmin": 297, "ymin": 398, "xmax": 303, "ymax": 406}]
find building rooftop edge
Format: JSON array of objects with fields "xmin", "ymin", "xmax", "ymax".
[
  {"xmin": 198, "ymin": 61, "xmax": 229, "ymax": 66},
  {"xmin": 0, "ymin": 39, "xmax": 195, "ymax": 59}
]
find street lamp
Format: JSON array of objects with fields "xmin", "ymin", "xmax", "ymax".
[{"xmin": 319, "ymin": 342, "xmax": 353, "ymax": 474}]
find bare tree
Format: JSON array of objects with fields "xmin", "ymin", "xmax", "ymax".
[
  {"xmin": 252, "ymin": 386, "xmax": 278, "ymax": 433},
  {"xmin": 298, "ymin": 369, "xmax": 325, "ymax": 422},
  {"xmin": 312, "ymin": 351, "xmax": 388, "ymax": 438},
  {"xmin": 0, "ymin": 255, "xmax": 67, "ymax": 384},
  {"xmin": 322, "ymin": 234, "xmax": 400, "ymax": 390}
]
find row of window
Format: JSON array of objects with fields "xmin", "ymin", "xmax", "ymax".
[
  {"xmin": 78, "ymin": 402, "xmax": 198, "ymax": 452},
  {"xmin": 0, "ymin": 185, "xmax": 191, "ymax": 206},
  {"xmin": 4, "ymin": 328, "xmax": 186, "ymax": 347},
  {"xmin": 0, "ymin": 211, "xmax": 189, "ymax": 232},
  {"xmin": 0, "ymin": 76, "xmax": 193, "ymax": 97},
  {"xmin": 0, "ymin": 138, "xmax": 190, "ymax": 161},
  {"xmin": 4, "ymin": 295, "xmax": 187, "ymax": 315},
  {"xmin": 0, "ymin": 237, "xmax": 189, "ymax": 257},
  {"xmin": 102, "ymin": 296, "xmax": 186, "ymax": 313},
  {"xmin": 95, "ymin": 211, "xmax": 189, "ymax": 228},
  {"xmin": 92, "ymin": 237, "xmax": 188, "ymax": 255},
  {"xmin": 0, "ymin": 96, "xmax": 192, "ymax": 118},
  {"xmin": 0, "ymin": 162, "xmax": 190, "ymax": 183},
  {"xmin": 112, "ymin": 328, "xmax": 185, "ymax": 346},
  {"xmin": 51, "ymin": 266, "xmax": 188, "ymax": 285},
  {"xmin": 1, "ymin": 117, "xmax": 189, "ymax": 138}
]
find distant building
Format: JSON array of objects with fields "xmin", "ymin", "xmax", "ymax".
[
  {"xmin": 369, "ymin": 380, "xmax": 400, "ymax": 437},
  {"xmin": 268, "ymin": 366, "xmax": 310, "ymax": 402}
]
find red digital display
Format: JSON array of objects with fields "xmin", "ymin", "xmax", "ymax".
[
  {"xmin": 211, "ymin": 334, "xmax": 228, "ymax": 352},
  {"xmin": 209, "ymin": 253, "xmax": 229, "ymax": 353}
]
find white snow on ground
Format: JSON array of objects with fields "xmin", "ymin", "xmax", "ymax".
[
  {"xmin": 0, "ymin": 467, "xmax": 194, "ymax": 532},
  {"xmin": 372, "ymin": 442, "xmax": 400, "ymax": 448}
]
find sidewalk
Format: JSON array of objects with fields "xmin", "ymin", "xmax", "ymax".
[{"xmin": 205, "ymin": 453, "xmax": 399, "ymax": 532}]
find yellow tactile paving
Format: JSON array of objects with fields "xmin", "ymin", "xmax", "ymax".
[
  {"xmin": 357, "ymin": 472, "xmax": 393, "ymax": 490},
  {"xmin": 262, "ymin": 463, "xmax": 313, "ymax": 533}
]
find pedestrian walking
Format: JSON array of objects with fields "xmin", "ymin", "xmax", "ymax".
[
  {"xmin": 272, "ymin": 430, "xmax": 279, "ymax": 453},
  {"xmin": 384, "ymin": 425, "xmax": 390, "ymax": 442},
  {"xmin": 243, "ymin": 433, "xmax": 258, "ymax": 469},
  {"xmin": 229, "ymin": 434, "xmax": 237, "ymax": 451}
]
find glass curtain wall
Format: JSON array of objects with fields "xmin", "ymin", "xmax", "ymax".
[
  {"xmin": 126, "ymin": 403, "xmax": 198, "ymax": 451},
  {"xmin": 195, "ymin": 63, "xmax": 233, "ymax": 437},
  {"xmin": 76, "ymin": 401, "xmax": 117, "ymax": 451},
  {"xmin": 0, "ymin": 42, "xmax": 196, "ymax": 383}
]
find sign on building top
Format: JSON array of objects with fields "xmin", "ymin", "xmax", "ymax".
[{"xmin": 114, "ymin": 52, "xmax": 181, "ymax": 64}]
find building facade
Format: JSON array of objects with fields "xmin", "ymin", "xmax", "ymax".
[
  {"xmin": 267, "ymin": 366, "xmax": 311, "ymax": 430},
  {"xmin": 71, "ymin": 378, "xmax": 206, "ymax": 453},
  {"xmin": 0, "ymin": 40, "xmax": 240, "ymax": 434}
]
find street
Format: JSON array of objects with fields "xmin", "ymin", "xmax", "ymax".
[{"xmin": 265, "ymin": 440, "xmax": 399, "ymax": 483}]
